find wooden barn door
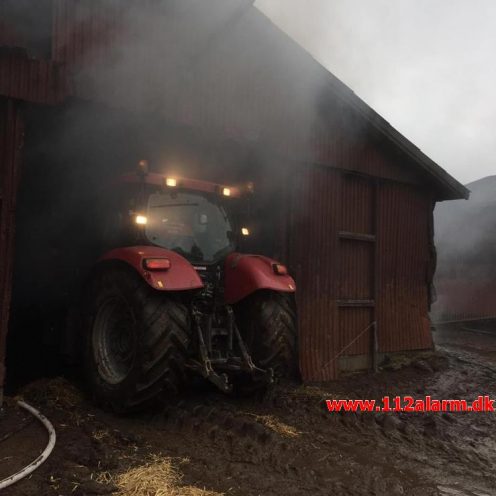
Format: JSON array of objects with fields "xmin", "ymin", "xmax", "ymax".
[
  {"xmin": 0, "ymin": 98, "xmax": 24, "ymax": 394},
  {"xmin": 336, "ymin": 173, "xmax": 377, "ymax": 371},
  {"xmin": 289, "ymin": 167, "xmax": 380, "ymax": 380},
  {"xmin": 288, "ymin": 165, "xmax": 432, "ymax": 381}
]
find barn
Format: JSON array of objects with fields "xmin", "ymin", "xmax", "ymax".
[
  {"xmin": 0, "ymin": 0, "xmax": 468, "ymax": 397},
  {"xmin": 433, "ymin": 176, "xmax": 495, "ymax": 324}
]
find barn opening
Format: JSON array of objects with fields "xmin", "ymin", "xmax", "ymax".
[{"xmin": 1, "ymin": 0, "xmax": 469, "ymax": 398}]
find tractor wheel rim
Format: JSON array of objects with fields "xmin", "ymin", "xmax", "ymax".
[{"xmin": 93, "ymin": 297, "xmax": 136, "ymax": 385}]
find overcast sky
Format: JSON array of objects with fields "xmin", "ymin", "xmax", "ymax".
[{"xmin": 255, "ymin": 0, "xmax": 496, "ymax": 185}]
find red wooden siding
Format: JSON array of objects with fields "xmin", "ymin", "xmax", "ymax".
[
  {"xmin": 0, "ymin": 51, "xmax": 67, "ymax": 105},
  {"xmin": 0, "ymin": 98, "xmax": 23, "ymax": 388},
  {"xmin": 49, "ymin": 1, "xmax": 425, "ymax": 189},
  {"xmin": 376, "ymin": 182, "xmax": 433, "ymax": 352},
  {"xmin": 289, "ymin": 166, "xmax": 433, "ymax": 381},
  {"xmin": 289, "ymin": 165, "xmax": 341, "ymax": 381},
  {"xmin": 433, "ymin": 279, "xmax": 496, "ymax": 323}
]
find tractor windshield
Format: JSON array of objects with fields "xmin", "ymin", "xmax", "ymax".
[{"xmin": 145, "ymin": 191, "xmax": 234, "ymax": 262}]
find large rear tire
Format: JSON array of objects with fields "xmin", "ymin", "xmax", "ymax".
[
  {"xmin": 236, "ymin": 290, "xmax": 298, "ymax": 381},
  {"xmin": 83, "ymin": 265, "xmax": 191, "ymax": 412}
]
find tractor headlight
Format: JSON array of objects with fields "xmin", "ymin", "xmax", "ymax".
[
  {"xmin": 135, "ymin": 214, "xmax": 148, "ymax": 225},
  {"xmin": 165, "ymin": 177, "xmax": 177, "ymax": 187},
  {"xmin": 222, "ymin": 187, "xmax": 231, "ymax": 197},
  {"xmin": 241, "ymin": 227, "xmax": 250, "ymax": 236}
]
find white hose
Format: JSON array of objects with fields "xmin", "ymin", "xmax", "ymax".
[{"xmin": 0, "ymin": 400, "xmax": 56, "ymax": 491}]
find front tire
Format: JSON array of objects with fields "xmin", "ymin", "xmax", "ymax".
[{"xmin": 83, "ymin": 265, "xmax": 191, "ymax": 412}]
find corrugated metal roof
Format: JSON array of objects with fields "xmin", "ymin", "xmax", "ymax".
[
  {"xmin": 254, "ymin": 9, "xmax": 470, "ymax": 201},
  {"xmin": 324, "ymin": 73, "xmax": 470, "ymax": 201}
]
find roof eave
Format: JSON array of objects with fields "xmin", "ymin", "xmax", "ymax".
[{"xmin": 324, "ymin": 76, "xmax": 470, "ymax": 201}]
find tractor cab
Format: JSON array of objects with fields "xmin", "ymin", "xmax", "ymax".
[
  {"xmin": 118, "ymin": 165, "xmax": 251, "ymax": 265},
  {"xmin": 145, "ymin": 190, "xmax": 234, "ymax": 263}
]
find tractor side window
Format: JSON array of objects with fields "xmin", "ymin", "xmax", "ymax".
[
  {"xmin": 100, "ymin": 187, "xmax": 134, "ymax": 248},
  {"xmin": 145, "ymin": 192, "xmax": 234, "ymax": 262}
]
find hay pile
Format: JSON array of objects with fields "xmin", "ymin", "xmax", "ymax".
[
  {"xmin": 113, "ymin": 456, "xmax": 223, "ymax": 496},
  {"xmin": 20, "ymin": 377, "xmax": 84, "ymax": 410},
  {"xmin": 247, "ymin": 413, "xmax": 300, "ymax": 438}
]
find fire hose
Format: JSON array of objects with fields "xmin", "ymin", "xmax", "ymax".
[{"xmin": 0, "ymin": 401, "xmax": 56, "ymax": 491}]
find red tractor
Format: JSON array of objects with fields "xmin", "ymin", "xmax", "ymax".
[{"xmin": 78, "ymin": 162, "xmax": 298, "ymax": 411}]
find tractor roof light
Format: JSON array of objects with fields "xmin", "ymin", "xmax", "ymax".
[
  {"xmin": 135, "ymin": 214, "xmax": 148, "ymax": 225},
  {"xmin": 165, "ymin": 177, "xmax": 177, "ymax": 187},
  {"xmin": 137, "ymin": 160, "xmax": 149, "ymax": 176},
  {"xmin": 272, "ymin": 263, "xmax": 288, "ymax": 276},
  {"xmin": 143, "ymin": 258, "xmax": 171, "ymax": 271},
  {"xmin": 241, "ymin": 227, "xmax": 250, "ymax": 236},
  {"xmin": 222, "ymin": 187, "xmax": 231, "ymax": 197}
]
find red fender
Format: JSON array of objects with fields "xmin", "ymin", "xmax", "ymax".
[
  {"xmin": 99, "ymin": 246, "xmax": 203, "ymax": 291},
  {"xmin": 224, "ymin": 253, "xmax": 296, "ymax": 304}
]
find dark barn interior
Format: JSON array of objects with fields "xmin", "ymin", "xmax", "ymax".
[
  {"xmin": 0, "ymin": 0, "xmax": 469, "ymax": 397},
  {"xmin": 7, "ymin": 101, "xmax": 284, "ymax": 389}
]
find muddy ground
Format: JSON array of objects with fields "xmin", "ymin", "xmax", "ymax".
[{"xmin": 1, "ymin": 325, "xmax": 496, "ymax": 496}]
